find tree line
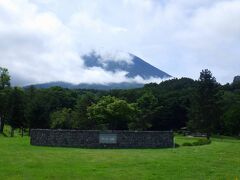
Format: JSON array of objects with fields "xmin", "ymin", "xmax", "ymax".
[{"xmin": 0, "ymin": 67, "xmax": 240, "ymax": 138}]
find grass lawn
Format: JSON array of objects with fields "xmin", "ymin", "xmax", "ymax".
[{"xmin": 0, "ymin": 134, "xmax": 239, "ymax": 180}]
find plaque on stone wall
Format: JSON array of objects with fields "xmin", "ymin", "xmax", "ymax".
[{"xmin": 99, "ymin": 133, "xmax": 117, "ymax": 144}]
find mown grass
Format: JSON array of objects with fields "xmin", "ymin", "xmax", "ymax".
[{"xmin": 0, "ymin": 135, "xmax": 239, "ymax": 179}]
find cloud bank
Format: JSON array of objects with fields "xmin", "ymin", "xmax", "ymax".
[{"xmin": 0, "ymin": 0, "xmax": 240, "ymax": 85}]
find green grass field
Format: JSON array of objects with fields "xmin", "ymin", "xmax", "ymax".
[{"xmin": 0, "ymin": 134, "xmax": 239, "ymax": 180}]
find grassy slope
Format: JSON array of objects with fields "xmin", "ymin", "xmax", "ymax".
[{"xmin": 0, "ymin": 135, "xmax": 239, "ymax": 180}]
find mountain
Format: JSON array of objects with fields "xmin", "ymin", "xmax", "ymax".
[
  {"xmin": 31, "ymin": 82, "xmax": 144, "ymax": 90},
  {"xmin": 82, "ymin": 52, "xmax": 171, "ymax": 79},
  {"xmin": 29, "ymin": 52, "xmax": 171, "ymax": 90}
]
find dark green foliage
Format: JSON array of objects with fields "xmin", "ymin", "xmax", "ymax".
[
  {"xmin": 0, "ymin": 67, "xmax": 10, "ymax": 90},
  {"xmin": 0, "ymin": 88, "xmax": 11, "ymax": 133},
  {"xmin": 192, "ymin": 139, "xmax": 211, "ymax": 146},
  {"xmin": 87, "ymin": 96, "xmax": 138, "ymax": 130},
  {"xmin": 222, "ymin": 107, "xmax": 240, "ymax": 136},
  {"xmin": 129, "ymin": 92, "xmax": 158, "ymax": 130},
  {"xmin": 182, "ymin": 142, "xmax": 193, "ymax": 146},
  {"xmin": 0, "ymin": 67, "xmax": 11, "ymax": 133},
  {"xmin": 73, "ymin": 92, "xmax": 97, "ymax": 129},
  {"xmin": 174, "ymin": 143, "xmax": 180, "ymax": 148},
  {"xmin": 188, "ymin": 69, "xmax": 222, "ymax": 139},
  {"xmin": 25, "ymin": 87, "xmax": 77, "ymax": 129},
  {"xmin": 220, "ymin": 92, "xmax": 240, "ymax": 135},
  {"xmin": 50, "ymin": 108, "xmax": 76, "ymax": 129},
  {"xmin": 182, "ymin": 139, "xmax": 211, "ymax": 146},
  {"xmin": 146, "ymin": 78, "xmax": 195, "ymax": 131},
  {"xmin": 232, "ymin": 76, "xmax": 240, "ymax": 90},
  {"xmin": 7, "ymin": 87, "xmax": 26, "ymax": 136},
  {"xmin": 0, "ymin": 67, "xmax": 240, "ymax": 136}
]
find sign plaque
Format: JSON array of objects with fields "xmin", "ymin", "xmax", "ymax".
[{"xmin": 99, "ymin": 133, "xmax": 117, "ymax": 144}]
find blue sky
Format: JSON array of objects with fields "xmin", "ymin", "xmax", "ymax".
[{"xmin": 0, "ymin": 0, "xmax": 240, "ymax": 85}]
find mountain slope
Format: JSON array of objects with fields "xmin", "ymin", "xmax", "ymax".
[
  {"xmin": 82, "ymin": 52, "xmax": 171, "ymax": 79},
  {"xmin": 29, "ymin": 52, "xmax": 171, "ymax": 90},
  {"xmin": 31, "ymin": 82, "xmax": 144, "ymax": 90}
]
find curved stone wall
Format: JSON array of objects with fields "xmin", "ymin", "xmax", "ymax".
[{"xmin": 30, "ymin": 129, "xmax": 174, "ymax": 148}]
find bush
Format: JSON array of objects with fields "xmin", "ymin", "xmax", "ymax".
[
  {"xmin": 174, "ymin": 143, "xmax": 180, "ymax": 148},
  {"xmin": 182, "ymin": 142, "xmax": 193, "ymax": 146},
  {"xmin": 182, "ymin": 139, "xmax": 211, "ymax": 146},
  {"xmin": 192, "ymin": 139, "xmax": 211, "ymax": 146}
]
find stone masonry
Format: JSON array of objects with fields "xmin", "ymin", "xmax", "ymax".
[{"xmin": 30, "ymin": 129, "xmax": 174, "ymax": 148}]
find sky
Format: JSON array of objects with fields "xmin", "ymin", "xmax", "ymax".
[{"xmin": 0, "ymin": 0, "xmax": 240, "ymax": 85}]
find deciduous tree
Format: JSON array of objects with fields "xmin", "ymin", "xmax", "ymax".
[{"xmin": 87, "ymin": 96, "xmax": 137, "ymax": 130}]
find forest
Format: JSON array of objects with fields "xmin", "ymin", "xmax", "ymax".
[{"xmin": 0, "ymin": 67, "xmax": 240, "ymax": 138}]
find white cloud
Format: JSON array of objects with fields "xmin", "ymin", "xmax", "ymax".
[
  {"xmin": 172, "ymin": 0, "xmax": 240, "ymax": 82},
  {"xmin": 0, "ymin": 0, "xmax": 240, "ymax": 85},
  {"xmin": 92, "ymin": 49, "xmax": 133, "ymax": 64}
]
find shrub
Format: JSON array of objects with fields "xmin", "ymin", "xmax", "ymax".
[
  {"xmin": 192, "ymin": 139, "xmax": 211, "ymax": 146},
  {"xmin": 182, "ymin": 142, "xmax": 193, "ymax": 146},
  {"xmin": 182, "ymin": 139, "xmax": 211, "ymax": 146},
  {"xmin": 174, "ymin": 143, "xmax": 180, "ymax": 148}
]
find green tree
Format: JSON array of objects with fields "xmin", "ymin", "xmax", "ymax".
[
  {"xmin": 25, "ymin": 90, "xmax": 50, "ymax": 129},
  {"xmin": 73, "ymin": 92, "xmax": 96, "ymax": 129},
  {"xmin": 144, "ymin": 78, "xmax": 195, "ymax": 131},
  {"xmin": 188, "ymin": 69, "xmax": 221, "ymax": 139},
  {"xmin": 24, "ymin": 86, "xmax": 36, "ymax": 134},
  {"xmin": 0, "ymin": 67, "xmax": 11, "ymax": 133},
  {"xmin": 0, "ymin": 67, "xmax": 10, "ymax": 90},
  {"xmin": 8, "ymin": 87, "xmax": 25, "ymax": 137},
  {"xmin": 222, "ymin": 105, "xmax": 240, "ymax": 136},
  {"xmin": 87, "ymin": 96, "xmax": 137, "ymax": 130},
  {"xmin": 220, "ymin": 91, "xmax": 240, "ymax": 135},
  {"xmin": 50, "ymin": 108, "xmax": 75, "ymax": 129},
  {"xmin": 26, "ymin": 87, "xmax": 76, "ymax": 129},
  {"xmin": 129, "ymin": 92, "xmax": 157, "ymax": 130}
]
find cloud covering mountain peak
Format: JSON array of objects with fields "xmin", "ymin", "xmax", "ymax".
[{"xmin": 0, "ymin": 0, "xmax": 240, "ymax": 85}]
